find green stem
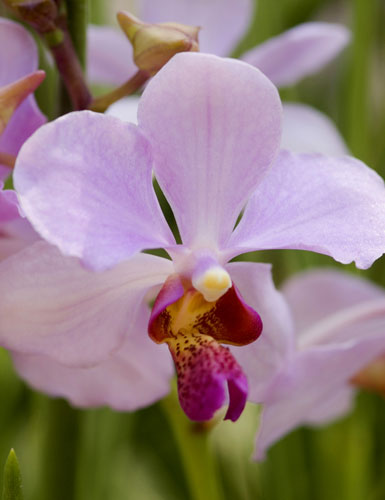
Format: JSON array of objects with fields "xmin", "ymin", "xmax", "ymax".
[
  {"xmin": 66, "ymin": 0, "xmax": 88, "ymax": 70},
  {"xmin": 90, "ymin": 70, "xmax": 150, "ymax": 112},
  {"xmin": 89, "ymin": 0, "xmax": 105, "ymax": 25},
  {"xmin": 39, "ymin": 398, "xmax": 80, "ymax": 500},
  {"xmin": 48, "ymin": 28, "xmax": 91, "ymax": 111},
  {"xmin": 161, "ymin": 385, "xmax": 224, "ymax": 500},
  {"xmin": 346, "ymin": 0, "xmax": 375, "ymax": 162}
]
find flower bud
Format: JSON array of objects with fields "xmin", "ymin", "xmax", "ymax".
[
  {"xmin": 0, "ymin": 70, "xmax": 45, "ymax": 135},
  {"xmin": 351, "ymin": 355, "xmax": 385, "ymax": 396},
  {"xmin": 117, "ymin": 11, "xmax": 200, "ymax": 75}
]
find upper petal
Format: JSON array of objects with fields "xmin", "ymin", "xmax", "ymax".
[
  {"xmin": 0, "ymin": 241, "xmax": 173, "ymax": 366},
  {"xmin": 12, "ymin": 302, "xmax": 173, "ymax": 410},
  {"xmin": 282, "ymin": 269, "xmax": 385, "ymax": 336},
  {"xmin": 227, "ymin": 261, "xmax": 295, "ymax": 402},
  {"xmin": 229, "ymin": 151, "xmax": 385, "ymax": 269},
  {"xmin": 87, "ymin": 25, "xmax": 136, "ymax": 86},
  {"xmin": 281, "ymin": 103, "xmax": 348, "ymax": 156},
  {"xmin": 14, "ymin": 111, "xmax": 175, "ymax": 270},
  {"xmin": 0, "ymin": 19, "xmax": 46, "ymax": 173},
  {"xmin": 139, "ymin": 0, "xmax": 253, "ymax": 56},
  {"xmin": 242, "ymin": 22, "xmax": 350, "ymax": 87},
  {"xmin": 0, "ymin": 18, "xmax": 39, "ymax": 86},
  {"xmin": 138, "ymin": 52, "xmax": 282, "ymax": 249}
]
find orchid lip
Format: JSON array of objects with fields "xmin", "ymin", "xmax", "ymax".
[{"xmin": 148, "ymin": 274, "xmax": 262, "ymax": 422}]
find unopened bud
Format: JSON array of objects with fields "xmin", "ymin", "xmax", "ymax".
[
  {"xmin": 3, "ymin": 0, "xmax": 58, "ymax": 33},
  {"xmin": 0, "ymin": 70, "xmax": 45, "ymax": 135},
  {"xmin": 117, "ymin": 11, "xmax": 200, "ymax": 75},
  {"xmin": 351, "ymin": 355, "xmax": 385, "ymax": 397}
]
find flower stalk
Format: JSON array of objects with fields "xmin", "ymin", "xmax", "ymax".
[
  {"xmin": 65, "ymin": 0, "xmax": 88, "ymax": 70},
  {"xmin": 2, "ymin": 0, "xmax": 91, "ymax": 110},
  {"xmin": 49, "ymin": 28, "xmax": 91, "ymax": 110},
  {"xmin": 161, "ymin": 383, "xmax": 224, "ymax": 500},
  {"xmin": 89, "ymin": 70, "xmax": 150, "ymax": 113}
]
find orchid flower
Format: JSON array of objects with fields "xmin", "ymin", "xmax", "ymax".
[
  {"xmin": 1, "ymin": 53, "xmax": 385, "ymax": 422},
  {"xmin": 88, "ymin": 0, "xmax": 349, "ymax": 89},
  {"xmin": 90, "ymin": 1, "xmax": 350, "ymax": 156},
  {"xmin": 255, "ymin": 269, "xmax": 385, "ymax": 460},
  {"xmin": 0, "ymin": 18, "xmax": 46, "ymax": 181}
]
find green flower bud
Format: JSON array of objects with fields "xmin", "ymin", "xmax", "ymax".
[
  {"xmin": 117, "ymin": 11, "xmax": 200, "ymax": 75},
  {"xmin": 0, "ymin": 70, "xmax": 45, "ymax": 135}
]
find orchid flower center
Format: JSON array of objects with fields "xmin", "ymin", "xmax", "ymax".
[{"xmin": 148, "ymin": 274, "xmax": 262, "ymax": 422}]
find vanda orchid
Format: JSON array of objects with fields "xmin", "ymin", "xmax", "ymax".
[
  {"xmin": 88, "ymin": 0, "xmax": 349, "ymax": 89},
  {"xmin": 254, "ymin": 269, "xmax": 385, "ymax": 460},
  {"xmin": 1, "ymin": 53, "xmax": 385, "ymax": 423},
  {"xmin": 92, "ymin": 1, "xmax": 350, "ymax": 155},
  {"xmin": 0, "ymin": 18, "xmax": 46, "ymax": 181}
]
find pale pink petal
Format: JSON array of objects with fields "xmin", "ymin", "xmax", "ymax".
[
  {"xmin": 0, "ymin": 186, "xmax": 38, "ymax": 260},
  {"xmin": 0, "ymin": 96, "xmax": 46, "ymax": 168},
  {"xmin": 138, "ymin": 52, "xmax": 281, "ymax": 249},
  {"xmin": 227, "ymin": 262, "xmax": 295, "ymax": 402},
  {"xmin": 0, "ymin": 241, "xmax": 173, "ymax": 366},
  {"xmin": 87, "ymin": 25, "xmax": 136, "ymax": 86},
  {"xmin": 282, "ymin": 269, "xmax": 385, "ymax": 336},
  {"xmin": 281, "ymin": 103, "xmax": 348, "ymax": 155},
  {"xmin": 139, "ymin": 0, "xmax": 253, "ymax": 56},
  {"xmin": 0, "ymin": 18, "xmax": 38, "ymax": 84},
  {"xmin": 0, "ymin": 187, "xmax": 19, "ymax": 224},
  {"xmin": 229, "ymin": 151, "xmax": 385, "ymax": 269},
  {"xmin": 106, "ymin": 96, "xmax": 140, "ymax": 124},
  {"xmin": 242, "ymin": 22, "xmax": 350, "ymax": 87},
  {"xmin": 12, "ymin": 303, "xmax": 173, "ymax": 410},
  {"xmin": 255, "ymin": 330, "xmax": 385, "ymax": 460},
  {"xmin": 304, "ymin": 386, "xmax": 354, "ymax": 425},
  {"xmin": 0, "ymin": 217, "xmax": 38, "ymax": 261},
  {"xmin": 0, "ymin": 19, "xmax": 46, "ymax": 172},
  {"xmin": 14, "ymin": 111, "xmax": 175, "ymax": 270}
]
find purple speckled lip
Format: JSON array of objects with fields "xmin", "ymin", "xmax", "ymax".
[
  {"xmin": 148, "ymin": 275, "xmax": 262, "ymax": 422},
  {"xmin": 170, "ymin": 334, "xmax": 249, "ymax": 422}
]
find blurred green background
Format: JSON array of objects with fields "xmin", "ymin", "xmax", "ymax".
[{"xmin": 1, "ymin": 0, "xmax": 385, "ymax": 499}]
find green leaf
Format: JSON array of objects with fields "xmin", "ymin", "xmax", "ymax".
[{"xmin": 2, "ymin": 449, "xmax": 23, "ymax": 500}]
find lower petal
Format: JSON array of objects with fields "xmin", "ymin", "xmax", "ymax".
[
  {"xmin": 255, "ymin": 333, "xmax": 385, "ymax": 460},
  {"xmin": 12, "ymin": 303, "xmax": 173, "ymax": 410},
  {"xmin": 0, "ymin": 241, "xmax": 173, "ymax": 366}
]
